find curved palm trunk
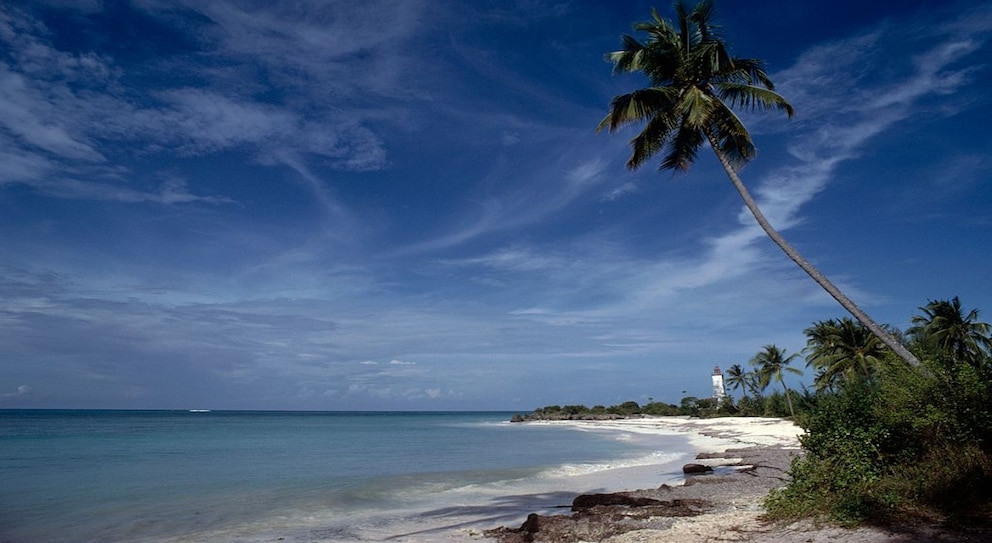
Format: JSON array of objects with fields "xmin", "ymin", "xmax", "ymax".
[
  {"xmin": 705, "ymin": 133, "xmax": 920, "ymax": 366},
  {"xmin": 780, "ymin": 376, "xmax": 796, "ymax": 419}
]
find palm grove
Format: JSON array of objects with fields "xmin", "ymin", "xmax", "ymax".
[{"xmin": 599, "ymin": 0, "xmax": 992, "ymax": 526}]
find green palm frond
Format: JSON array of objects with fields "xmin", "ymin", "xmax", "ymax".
[
  {"xmin": 690, "ymin": 0, "xmax": 718, "ymax": 38},
  {"xmin": 707, "ymin": 101, "xmax": 755, "ymax": 164},
  {"xmin": 608, "ymin": 35, "xmax": 647, "ymax": 73},
  {"xmin": 689, "ymin": 41, "xmax": 731, "ymax": 77},
  {"xmin": 662, "ymin": 121, "xmax": 704, "ymax": 170},
  {"xmin": 598, "ymin": 87, "xmax": 677, "ymax": 132},
  {"xmin": 679, "ymin": 86, "xmax": 714, "ymax": 128},
  {"xmin": 601, "ymin": 0, "xmax": 793, "ymax": 173},
  {"xmin": 629, "ymin": 111, "xmax": 679, "ymax": 169},
  {"xmin": 718, "ymin": 83, "xmax": 795, "ymax": 117},
  {"xmin": 723, "ymin": 57, "xmax": 775, "ymax": 88}
]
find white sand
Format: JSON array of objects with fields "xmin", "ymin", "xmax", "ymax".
[{"xmin": 532, "ymin": 416, "xmax": 804, "ymax": 450}]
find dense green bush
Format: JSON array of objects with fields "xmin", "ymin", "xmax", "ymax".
[
  {"xmin": 767, "ymin": 378, "xmax": 897, "ymax": 522},
  {"xmin": 608, "ymin": 400, "xmax": 643, "ymax": 416},
  {"xmin": 767, "ymin": 355, "xmax": 992, "ymax": 525}
]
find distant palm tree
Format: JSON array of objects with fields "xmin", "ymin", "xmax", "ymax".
[
  {"xmin": 750, "ymin": 344, "xmax": 803, "ymax": 418},
  {"xmin": 724, "ymin": 363, "xmax": 761, "ymax": 398},
  {"xmin": 598, "ymin": 0, "xmax": 919, "ymax": 366},
  {"xmin": 724, "ymin": 363, "xmax": 748, "ymax": 397},
  {"xmin": 908, "ymin": 297, "xmax": 992, "ymax": 369},
  {"xmin": 804, "ymin": 317, "xmax": 888, "ymax": 390}
]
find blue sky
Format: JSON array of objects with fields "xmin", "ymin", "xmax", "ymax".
[{"xmin": 2, "ymin": 0, "xmax": 990, "ymax": 411}]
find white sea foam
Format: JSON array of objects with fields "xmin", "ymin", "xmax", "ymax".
[{"xmin": 538, "ymin": 450, "xmax": 686, "ymax": 478}]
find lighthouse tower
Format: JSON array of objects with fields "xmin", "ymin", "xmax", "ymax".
[{"xmin": 711, "ymin": 366, "xmax": 727, "ymax": 404}]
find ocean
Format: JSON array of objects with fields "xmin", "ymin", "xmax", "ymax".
[{"xmin": 0, "ymin": 410, "xmax": 696, "ymax": 542}]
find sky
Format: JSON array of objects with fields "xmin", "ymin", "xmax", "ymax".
[{"xmin": 2, "ymin": 0, "xmax": 990, "ymax": 411}]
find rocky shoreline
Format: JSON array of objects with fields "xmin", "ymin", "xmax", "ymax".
[
  {"xmin": 483, "ymin": 446, "xmax": 793, "ymax": 543},
  {"xmin": 481, "ymin": 439, "xmax": 990, "ymax": 543}
]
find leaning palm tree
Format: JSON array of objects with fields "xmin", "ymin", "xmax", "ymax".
[
  {"xmin": 598, "ymin": 0, "xmax": 919, "ymax": 366},
  {"xmin": 908, "ymin": 297, "xmax": 992, "ymax": 369},
  {"xmin": 804, "ymin": 317, "xmax": 888, "ymax": 390},
  {"xmin": 750, "ymin": 344, "xmax": 803, "ymax": 418}
]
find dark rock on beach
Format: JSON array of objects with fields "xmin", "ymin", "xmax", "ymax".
[
  {"xmin": 571, "ymin": 493, "xmax": 669, "ymax": 510},
  {"xmin": 487, "ymin": 497, "xmax": 711, "ymax": 543},
  {"xmin": 485, "ymin": 446, "xmax": 795, "ymax": 543},
  {"xmin": 681, "ymin": 463, "xmax": 713, "ymax": 474}
]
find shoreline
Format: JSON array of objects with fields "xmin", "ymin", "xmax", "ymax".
[
  {"xmin": 479, "ymin": 416, "xmax": 804, "ymax": 543},
  {"xmin": 480, "ymin": 416, "xmax": 986, "ymax": 543},
  {"xmin": 296, "ymin": 416, "xmax": 801, "ymax": 543}
]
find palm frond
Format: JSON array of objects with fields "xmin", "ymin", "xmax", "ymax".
[
  {"xmin": 724, "ymin": 57, "xmax": 774, "ymax": 88},
  {"xmin": 607, "ymin": 34, "xmax": 647, "ymax": 74},
  {"xmin": 689, "ymin": 0, "xmax": 717, "ymax": 32},
  {"xmin": 598, "ymin": 87, "xmax": 676, "ymax": 132},
  {"xmin": 679, "ymin": 86, "xmax": 715, "ymax": 129},
  {"xmin": 708, "ymin": 101, "xmax": 755, "ymax": 164},
  {"xmin": 661, "ymin": 122, "xmax": 704, "ymax": 171},
  {"xmin": 674, "ymin": 2, "xmax": 692, "ymax": 54},
  {"xmin": 627, "ymin": 109, "xmax": 679, "ymax": 169},
  {"xmin": 635, "ymin": 9, "xmax": 677, "ymax": 43},
  {"xmin": 718, "ymin": 83, "xmax": 795, "ymax": 117}
]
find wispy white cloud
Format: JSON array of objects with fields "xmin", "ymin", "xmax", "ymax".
[
  {"xmin": 602, "ymin": 181, "xmax": 638, "ymax": 201},
  {"xmin": 744, "ymin": 7, "xmax": 989, "ymax": 236},
  {"xmin": 0, "ymin": 1, "xmax": 403, "ymax": 207},
  {"xmin": 0, "ymin": 67, "xmax": 105, "ymax": 161},
  {"xmin": 397, "ymin": 143, "xmax": 621, "ymax": 255}
]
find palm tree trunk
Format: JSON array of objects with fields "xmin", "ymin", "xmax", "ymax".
[
  {"xmin": 705, "ymin": 133, "xmax": 920, "ymax": 366},
  {"xmin": 781, "ymin": 378, "xmax": 796, "ymax": 419}
]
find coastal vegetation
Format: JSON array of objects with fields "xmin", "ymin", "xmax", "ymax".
[
  {"xmin": 514, "ymin": 397, "xmax": 725, "ymax": 421},
  {"xmin": 765, "ymin": 297, "xmax": 992, "ymax": 527}
]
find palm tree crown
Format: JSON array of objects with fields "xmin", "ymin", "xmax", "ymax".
[
  {"xmin": 804, "ymin": 317, "xmax": 888, "ymax": 390},
  {"xmin": 750, "ymin": 344, "xmax": 803, "ymax": 417},
  {"xmin": 908, "ymin": 297, "xmax": 992, "ymax": 368},
  {"xmin": 598, "ymin": 0, "xmax": 793, "ymax": 170},
  {"xmin": 599, "ymin": 0, "xmax": 919, "ymax": 366},
  {"xmin": 724, "ymin": 363, "xmax": 748, "ymax": 396}
]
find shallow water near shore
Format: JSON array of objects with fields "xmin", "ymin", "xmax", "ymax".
[{"xmin": 1, "ymin": 410, "xmax": 695, "ymax": 542}]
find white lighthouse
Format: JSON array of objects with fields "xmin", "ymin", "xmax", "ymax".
[{"xmin": 711, "ymin": 366, "xmax": 726, "ymax": 404}]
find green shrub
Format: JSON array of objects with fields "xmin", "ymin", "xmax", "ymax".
[
  {"xmin": 767, "ymin": 378, "xmax": 896, "ymax": 523},
  {"xmin": 767, "ymin": 356, "xmax": 992, "ymax": 525}
]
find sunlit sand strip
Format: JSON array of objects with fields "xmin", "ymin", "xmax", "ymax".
[{"xmin": 528, "ymin": 416, "xmax": 803, "ymax": 449}]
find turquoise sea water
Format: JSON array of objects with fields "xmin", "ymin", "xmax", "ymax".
[{"xmin": 0, "ymin": 410, "xmax": 694, "ymax": 542}]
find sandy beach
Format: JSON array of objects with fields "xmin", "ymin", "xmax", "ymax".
[{"xmin": 480, "ymin": 416, "xmax": 987, "ymax": 543}]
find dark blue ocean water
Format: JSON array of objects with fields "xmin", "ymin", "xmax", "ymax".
[{"xmin": 0, "ymin": 410, "xmax": 693, "ymax": 542}]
